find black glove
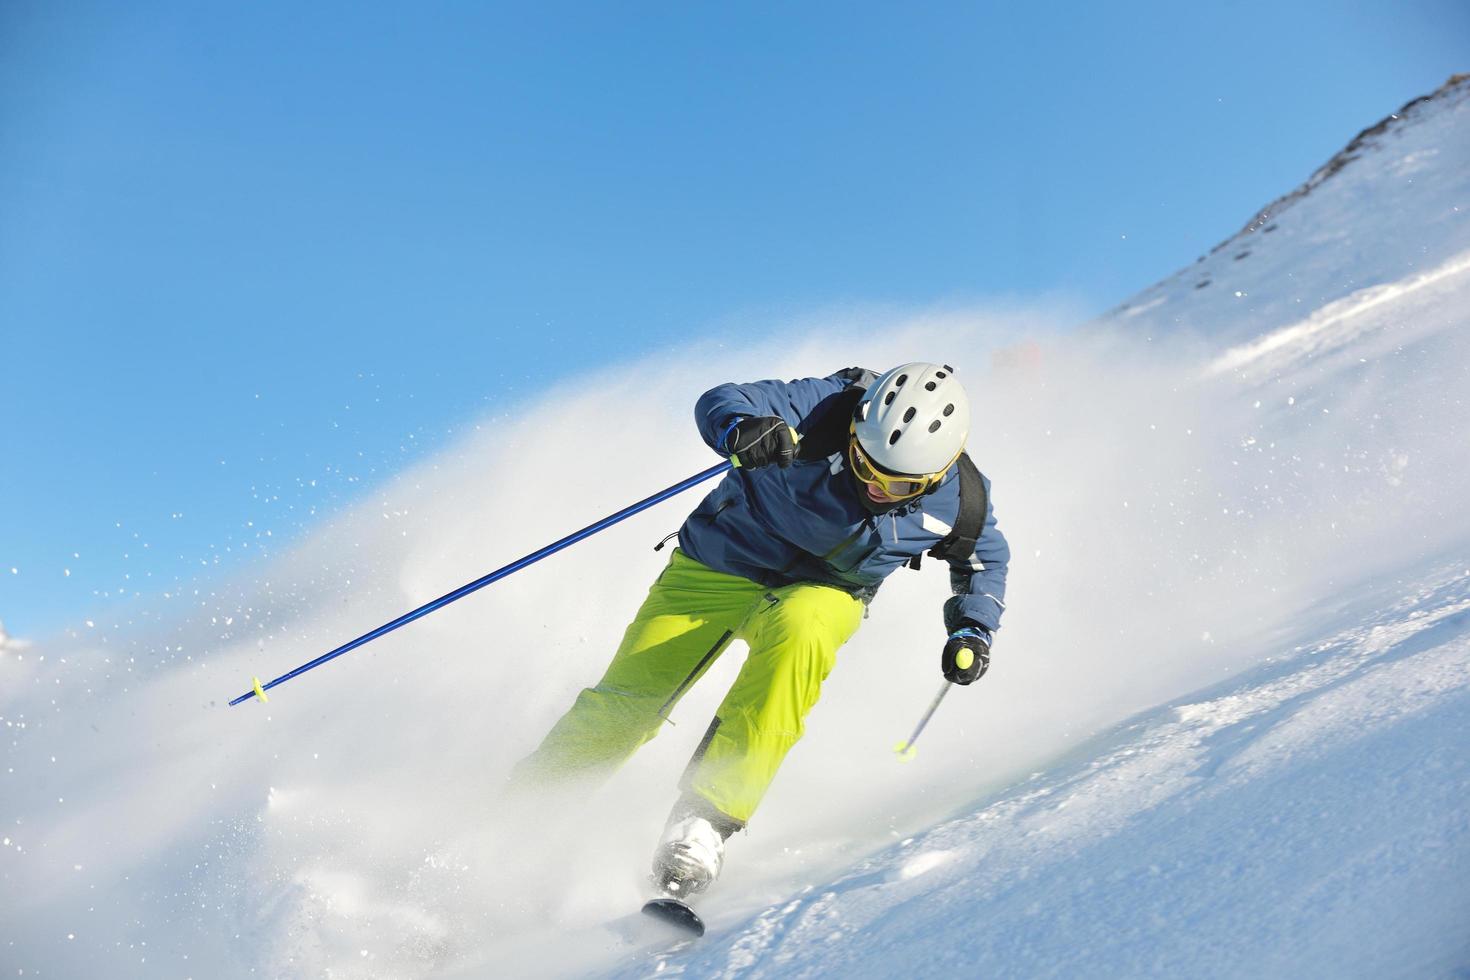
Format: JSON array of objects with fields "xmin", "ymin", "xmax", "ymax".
[
  {"xmin": 721, "ymin": 416, "xmax": 799, "ymax": 469},
  {"xmin": 942, "ymin": 627, "xmax": 991, "ymax": 685}
]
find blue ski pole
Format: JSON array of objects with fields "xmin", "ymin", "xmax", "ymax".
[{"xmin": 229, "ymin": 459, "xmax": 734, "ymax": 706}]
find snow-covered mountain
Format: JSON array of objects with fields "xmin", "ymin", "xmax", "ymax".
[
  {"xmin": 1114, "ymin": 73, "xmax": 1470, "ymax": 345},
  {"xmin": 2, "ymin": 76, "xmax": 1467, "ymax": 979}
]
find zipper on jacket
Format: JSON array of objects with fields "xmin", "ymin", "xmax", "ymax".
[
  {"xmin": 822, "ymin": 519, "xmax": 874, "ymax": 565},
  {"xmin": 701, "ymin": 499, "xmax": 735, "ymax": 524}
]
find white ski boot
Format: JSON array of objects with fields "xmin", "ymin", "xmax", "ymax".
[{"xmin": 651, "ymin": 813, "xmax": 725, "ymax": 899}]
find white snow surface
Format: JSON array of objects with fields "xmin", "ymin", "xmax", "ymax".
[{"xmin": 2, "ymin": 77, "xmax": 1469, "ymax": 978}]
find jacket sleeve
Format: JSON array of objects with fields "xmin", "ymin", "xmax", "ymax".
[
  {"xmin": 694, "ymin": 370, "xmax": 866, "ymax": 454},
  {"xmin": 941, "ymin": 479, "xmax": 1010, "ymax": 638}
]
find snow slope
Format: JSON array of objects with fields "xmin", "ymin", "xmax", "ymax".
[
  {"xmin": 2, "ymin": 76, "xmax": 1468, "ymax": 978},
  {"xmin": 617, "ymin": 565, "xmax": 1470, "ymax": 979}
]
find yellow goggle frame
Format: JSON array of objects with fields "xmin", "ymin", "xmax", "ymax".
[{"xmin": 847, "ymin": 424, "xmax": 955, "ymax": 500}]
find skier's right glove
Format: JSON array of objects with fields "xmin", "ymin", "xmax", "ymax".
[
  {"xmin": 942, "ymin": 627, "xmax": 991, "ymax": 685},
  {"xmin": 719, "ymin": 416, "xmax": 799, "ymax": 469}
]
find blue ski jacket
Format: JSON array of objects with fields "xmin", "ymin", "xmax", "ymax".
[{"xmin": 677, "ymin": 369, "xmax": 1009, "ymax": 637}]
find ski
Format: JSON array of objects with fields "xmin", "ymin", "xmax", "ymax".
[{"xmin": 641, "ymin": 896, "xmax": 705, "ymax": 938}]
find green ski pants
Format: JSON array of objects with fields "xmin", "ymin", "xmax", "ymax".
[{"xmin": 513, "ymin": 549, "xmax": 865, "ymax": 826}]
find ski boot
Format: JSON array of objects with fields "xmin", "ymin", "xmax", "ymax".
[
  {"xmin": 651, "ymin": 812, "xmax": 725, "ymax": 899},
  {"xmin": 644, "ymin": 799, "xmax": 739, "ymax": 937}
]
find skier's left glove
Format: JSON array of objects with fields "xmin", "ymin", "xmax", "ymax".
[{"xmin": 942, "ymin": 627, "xmax": 991, "ymax": 685}]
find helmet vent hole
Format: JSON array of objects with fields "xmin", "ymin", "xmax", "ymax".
[
  {"xmin": 928, "ymin": 420, "xmax": 942, "ymax": 433},
  {"xmin": 924, "ymin": 381, "xmax": 937, "ymax": 391},
  {"xmin": 884, "ymin": 391, "xmax": 897, "ymax": 406},
  {"xmin": 889, "ymin": 430, "xmax": 902, "ymax": 446},
  {"xmin": 943, "ymin": 364, "xmax": 954, "ymax": 372},
  {"xmin": 936, "ymin": 370, "xmax": 947, "ymax": 379},
  {"xmin": 895, "ymin": 374, "xmax": 908, "ymax": 387},
  {"xmin": 943, "ymin": 404, "xmax": 955, "ymax": 417},
  {"xmin": 902, "ymin": 407, "xmax": 916, "ymax": 423}
]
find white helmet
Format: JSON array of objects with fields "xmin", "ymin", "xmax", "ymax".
[{"xmin": 853, "ymin": 362, "xmax": 970, "ymax": 475}]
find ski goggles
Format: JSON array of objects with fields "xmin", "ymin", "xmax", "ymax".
[{"xmin": 847, "ymin": 428, "xmax": 949, "ymax": 499}]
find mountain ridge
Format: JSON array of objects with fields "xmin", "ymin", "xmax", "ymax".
[{"xmin": 1108, "ymin": 72, "xmax": 1469, "ymax": 332}]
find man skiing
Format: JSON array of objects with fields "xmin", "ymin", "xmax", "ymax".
[{"xmin": 512, "ymin": 362, "xmax": 1009, "ymax": 905}]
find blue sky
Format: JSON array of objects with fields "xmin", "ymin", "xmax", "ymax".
[{"xmin": 2, "ymin": 0, "xmax": 1466, "ymax": 637}]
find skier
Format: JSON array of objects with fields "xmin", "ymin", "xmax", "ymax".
[{"xmin": 511, "ymin": 362, "xmax": 1009, "ymax": 904}]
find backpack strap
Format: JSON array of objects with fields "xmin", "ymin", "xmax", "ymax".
[
  {"xmin": 927, "ymin": 452, "xmax": 988, "ymax": 564},
  {"xmin": 795, "ymin": 368, "xmax": 876, "ymax": 461}
]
